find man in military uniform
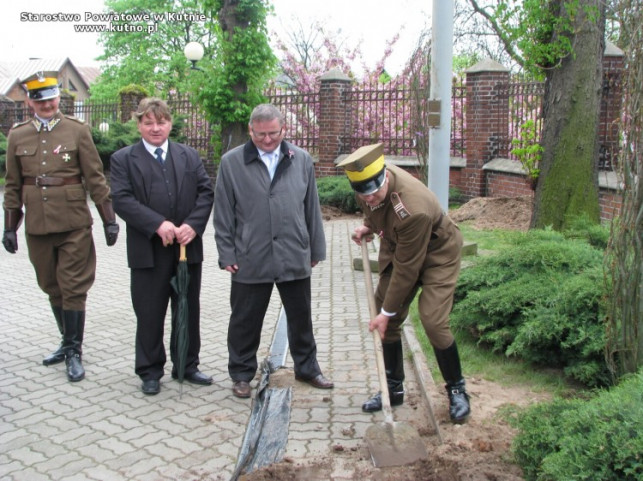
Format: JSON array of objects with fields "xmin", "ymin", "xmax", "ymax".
[
  {"xmin": 338, "ymin": 143, "xmax": 470, "ymax": 423},
  {"xmin": 2, "ymin": 71, "xmax": 119, "ymax": 382}
]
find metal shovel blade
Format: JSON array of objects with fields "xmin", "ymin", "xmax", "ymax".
[{"xmin": 365, "ymin": 421, "xmax": 427, "ymax": 467}]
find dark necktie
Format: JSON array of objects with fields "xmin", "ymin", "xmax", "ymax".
[{"xmin": 155, "ymin": 147, "xmax": 164, "ymax": 164}]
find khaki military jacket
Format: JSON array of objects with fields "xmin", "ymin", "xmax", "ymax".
[
  {"xmin": 3, "ymin": 112, "xmax": 110, "ymax": 235},
  {"xmin": 358, "ymin": 164, "xmax": 462, "ymax": 314}
]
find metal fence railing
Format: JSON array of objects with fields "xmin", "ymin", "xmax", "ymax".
[
  {"xmin": 264, "ymin": 86, "xmax": 320, "ymax": 156},
  {"xmin": 1, "ymin": 72, "xmax": 620, "ymax": 172}
]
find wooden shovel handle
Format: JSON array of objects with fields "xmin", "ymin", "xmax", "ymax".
[{"xmin": 361, "ymin": 239, "xmax": 395, "ymax": 424}]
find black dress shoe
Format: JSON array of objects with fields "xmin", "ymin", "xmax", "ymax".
[
  {"xmin": 173, "ymin": 371, "xmax": 213, "ymax": 385},
  {"xmin": 141, "ymin": 380, "xmax": 160, "ymax": 395},
  {"xmin": 232, "ymin": 380, "xmax": 251, "ymax": 398},
  {"xmin": 295, "ymin": 374, "xmax": 334, "ymax": 389}
]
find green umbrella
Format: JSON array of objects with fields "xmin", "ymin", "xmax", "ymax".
[{"xmin": 171, "ymin": 244, "xmax": 190, "ymax": 398}]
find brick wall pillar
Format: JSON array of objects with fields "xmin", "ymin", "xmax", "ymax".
[
  {"xmin": 0, "ymin": 97, "xmax": 17, "ymax": 135},
  {"xmin": 317, "ymin": 69, "xmax": 352, "ymax": 177},
  {"xmin": 59, "ymin": 91, "xmax": 75, "ymax": 116},
  {"xmin": 119, "ymin": 92, "xmax": 146, "ymax": 123},
  {"xmin": 463, "ymin": 60, "xmax": 510, "ymax": 199}
]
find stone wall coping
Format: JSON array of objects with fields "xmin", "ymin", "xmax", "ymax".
[
  {"xmin": 319, "ymin": 69, "xmax": 352, "ymax": 82},
  {"xmin": 484, "ymin": 157, "xmax": 622, "ymax": 190},
  {"xmin": 465, "ymin": 59, "xmax": 509, "ymax": 74}
]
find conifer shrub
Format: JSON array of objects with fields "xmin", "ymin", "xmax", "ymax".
[
  {"xmin": 316, "ymin": 175, "xmax": 360, "ymax": 213},
  {"xmin": 452, "ymin": 229, "xmax": 610, "ymax": 387},
  {"xmin": 91, "ymin": 120, "xmax": 141, "ymax": 170},
  {"xmin": 91, "ymin": 115, "xmax": 188, "ymax": 171},
  {"xmin": 512, "ymin": 372, "xmax": 642, "ymax": 480}
]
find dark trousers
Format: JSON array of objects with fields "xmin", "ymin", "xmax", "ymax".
[
  {"xmin": 228, "ymin": 277, "xmax": 321, "ymax": 382},
  {"xmin": 131, "ymin": 242, "xmax": 202, "ymax": 381}
]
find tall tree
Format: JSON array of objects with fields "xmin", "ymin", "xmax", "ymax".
[
  {"xmin": 91, "ymin": 0, "xmax": 217, "ymax": 102},
  {"xmin": 530, "ymin": 0, "xmax": 605, "ymax": 229},
  {"xmin": 195, "ymin": 0, "xmax": 277, "ymax": 153},
  {"xmin": 469, "ymin": 0, "xmax": 607, "ymax": 230}
]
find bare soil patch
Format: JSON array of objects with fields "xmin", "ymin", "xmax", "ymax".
[
  {"xmin": 240, "ymin": 375, "xmax": 550, "ymax": 481},
  {"xmin": 321, "ymin": 205, "xmax": 362, "ymax": 221}
]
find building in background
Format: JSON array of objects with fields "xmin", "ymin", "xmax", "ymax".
[{"xmin": 0, "ymin": 58, "xmax": 96, "ymax": 108}]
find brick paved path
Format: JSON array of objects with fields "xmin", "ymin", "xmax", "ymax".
[{"xmin": 0, "ymin": 194, "xmax": 436, "ymax": 480}]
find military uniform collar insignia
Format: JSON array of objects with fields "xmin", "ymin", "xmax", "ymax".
[
  {"xmin": 32, "ymin": 117, "xmax": 60, "ymax": 132},
  {"xmin": 390, "ymin": 192, "xmax": 410, "ymax": 220}
]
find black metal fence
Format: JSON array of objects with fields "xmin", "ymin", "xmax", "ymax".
[
  {"xmin": 166, "ymin": 92, "xmax": 215, "ymax": 160},
  {"xmin": 264, "ymin": 86, "xmax": 320, "ymax": 156},
  {"xmin": 1, "ymin": 73, "xmax": 620, "ymax": 172}
]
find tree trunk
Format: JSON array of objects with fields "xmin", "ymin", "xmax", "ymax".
[
  {"xmin": 221, "ymin": 123, "xmax": 249, "ymax": 154},
  {"xmin": 605, "ymin": 0, "xmax": 642, "ymax": 379},
  {"xmin": 219, "ymin": 0, "xmax": 251, "ymax": 154},
  {"xmin": 531, "ymin": 0, "xmax": 605, "ymax": 230}
]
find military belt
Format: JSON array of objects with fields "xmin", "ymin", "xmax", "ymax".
[{"xmin": 23, "ymin": 176, "xmax": 82, "ymax": 187}]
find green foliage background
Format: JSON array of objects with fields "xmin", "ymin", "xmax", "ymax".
[{"xmin": 90, "ymin": 0, "xmax": 218, "ymax": 103}]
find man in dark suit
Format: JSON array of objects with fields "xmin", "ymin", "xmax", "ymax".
[{"xmin": 110, "ymin": 98, "xmax": 214, "ymax": 395}]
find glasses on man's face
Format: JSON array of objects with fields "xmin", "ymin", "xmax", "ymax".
[{"xmin": 251, "ymin": 127, "xmax": 283, "ymax": 140}]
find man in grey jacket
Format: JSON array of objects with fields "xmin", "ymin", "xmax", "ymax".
[{"xmin": 213, "ymin": 103, "xmax": 333, "ymax": 398}]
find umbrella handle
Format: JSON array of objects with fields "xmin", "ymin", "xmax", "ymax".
[{"xmin": 180, "ymin": 244, "xmax": 187, "ymax": 262}]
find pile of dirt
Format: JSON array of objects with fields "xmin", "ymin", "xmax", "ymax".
[
  {"xmin": 449, "ymin": 196, "xmax": 533, "ymax": 231},
  {"xmin": 323, "ymin": 196, "xmax": 534, "ymax": 231}
]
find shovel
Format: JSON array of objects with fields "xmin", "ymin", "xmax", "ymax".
[{"xmin": 361, "ymin": 238, "xmax": 428, "ymax": 467}]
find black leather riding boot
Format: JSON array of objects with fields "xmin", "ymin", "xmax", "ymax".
[
  {"xmin": 62, "ymin": 310, "xmax": 85, "ymax": 382},
  {"xmin": 43, "ymin": 305, "xmax": 65, "ymax": 366},
  {"xmin": 362, "ymin": 340, "xmax": 405, "ymax": 412},
  {"xmin": 434, "ymin": 341, "xmax": 470, "ymax": 423}
]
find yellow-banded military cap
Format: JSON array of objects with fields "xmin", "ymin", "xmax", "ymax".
[
  {"xmin": 22, "ymin": 71, "xmax": 60, "ymax": 101},
  {"xmin": 337, "ymin": 143, "xmax": 386, "ymax": 195}
]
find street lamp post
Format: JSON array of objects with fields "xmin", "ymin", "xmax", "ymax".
[{"xmin": 184, "ymin": 42, "xmax": 204, "ymax": 70}]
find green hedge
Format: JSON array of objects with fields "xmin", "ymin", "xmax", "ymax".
[
  {"xmin": 512, "ymin": 371, "xmax": 642, "ymax": 480},
  {"xmin": 316, "ymin": 175, "xmax": 360, "ymax": 213}
]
